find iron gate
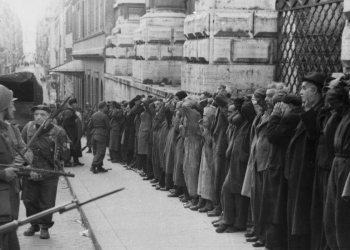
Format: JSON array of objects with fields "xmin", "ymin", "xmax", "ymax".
[{"xmin": 276, "ymin": 0, "xmax": 345, "ymax": 93}]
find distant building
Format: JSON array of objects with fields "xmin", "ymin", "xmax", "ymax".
[{"xmin": 0, "ymin": 0, "xmax": 23, "ymax": 75}]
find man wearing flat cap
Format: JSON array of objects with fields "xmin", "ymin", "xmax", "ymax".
[
  {"xmin": 21, "ymin": 104, "xmax": 70, "ymax": 240},
  {"xmin": 284, "ymin": 72, "xmax": 325, "ymax": 250},
  {"xmin": 88, "ymin": 101, "xmax": 111, "ymax": 173},
  {"xmin": 61, "ymin": 98, "xmax": 83, "ymax": 167}
]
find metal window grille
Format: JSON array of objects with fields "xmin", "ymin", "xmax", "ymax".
[{"xmin": 276, "ymin": 0, "xmax": 345, "ymax": 93}]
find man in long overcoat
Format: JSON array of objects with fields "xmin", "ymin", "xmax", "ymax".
[
  {"xmin": 83, "ymin": 102, "xmax": 94, "ymax": 153},
  {"xmin": 285, "ymin": 72, "xmax": 325, "ymax": 249},
  {"xmin": 208, "ymin": 90, "xmax": 230, "ymax": 217},
  {"xmin": 109, "ymin": 102, "xmax": 124, "ymax": 163},
  {"xmin": 261, "ymin": 94, "xmax": 304, "ymax": 250}
]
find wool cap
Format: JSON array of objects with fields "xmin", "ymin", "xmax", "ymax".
[{"xmin": 30, "ymin": 104, "xmax": 51, "ymax": 113}]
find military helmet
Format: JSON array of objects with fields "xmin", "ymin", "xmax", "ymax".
[{"xmin": 0, "ymin": 85, "xmax": 16, "ymax": 111}]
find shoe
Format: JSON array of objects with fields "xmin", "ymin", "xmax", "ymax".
[
  {"xmin": 183, "ymin": 201, "xmax": 193, "ymax": 208},
  {"xmin": 168, "ymin": 192, "xmax": 181, "ymax": 198},
  {"xmin": 143, "ymin": 177, "xmax": 152, "ymax": 181},
  {"xmin": 216, "ymin": 224, "xmax": 232, "ymax": 233},
  {"xmin": 160, "ymin": 187, "xmax": 170, "ymax": 191},
  {"xmin": 140, "ymin": 172, "xmax": 147, "ymax": 177},
  {"xmin": 178, "ymin": 194, "xmax": 185, "ymax": 199},
  {"xmin": 190, "ymin": 204, "xmax": 200, "ymax": 211},
  {"xmin": 198, "ymin": 207, "xmax": 211, "ymax": 213},
  {"xmin": 150, "ymin": 179, "xmax": 159, "ymax": 184},
  {"xmin": 252, "ymin": 241, "xmax": 265, "ymax": 248},
  {"xmin": 90, "ymin": 168, "xmax": 98, "ymax": 174},
  {"xmin": 246, "ymin": 237, "xmax": 258, "ymax": 242},
  {"xmin": 74, "ymin": 162, "xmax": 84, "ymax": 166},
  {"xmin": 155, "ymin": 185, "xmax": 161, "ymax": 190},
  {"xmin": 207, "ymin": 210, "xmax": 221, "ymax": 217},
  {"xmin": 245, "ymin": 231, "xmax": 255, "ymax": 238},
  {"xmin": 211, "ymin": 217, "xmax": 222, "ymax": 224},
  {"xmin": 225, "ymin": 226, "xmax": 246, "ymax": 233},
  {"xmin": 40, "ymin": 228, "xmax": 50, "ymax": 239},
  {"xmin": 213, "ymin": 221, "xmax": 221, "ymax": 227},
  {"xmin": 169, "ymin": 189, "xmax": 176, "ymax": 193},
  {"xmin": 23, "ymin": 225, "xmax": 40, "ymax": 236},
  {"xmin": 98, "ymin": 167, "xmax": 108, "ymax": 173},
  {"xmin": 180, "ymin": 196, "xmax": 191, "ymax": 203}
]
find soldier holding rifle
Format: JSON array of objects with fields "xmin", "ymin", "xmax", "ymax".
[
  {"xmin": 83, "ymin": 102, "xmax": 94, "ymax": 153},
  {"xmin": 21, "ymin": 104, "xmax": 70, "ymax": 240},
  {"xmin": 0, "ymin": 85, "xmax": 33, "ymax": 250}
]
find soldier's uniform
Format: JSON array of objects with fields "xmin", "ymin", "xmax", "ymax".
[
  {"xmin": 21, "ymin": 105, "xmax": 70, "ymax": 237},
  {"xmin": 83, "ymin": 103, "xmax": 94, "ymax": 153},
  {"xmin": 88, "ymin": 101, "xmax": 111, "ymax": 173},
  {"xmin": 0, "ymin": 85, "xmax": 33, "ymax": 250}
]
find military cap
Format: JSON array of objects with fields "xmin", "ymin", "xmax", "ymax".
[
  {"xmin": 98, "ymin": 101, "xmax": 107, "ymax": 109},
  {"xmin": 282, "ymin": 94, "xmax": 302, "ymax": 106},
  {"xmin": 68, "ymin": 98, "xmax": 78, "ymax": 105},
  {"xmin": 30, "ymin": 104, "xmax": 51, "ymax": 113},
  {"xmin": 302, "ymin": 72, "xmax": 326, "ymax": 90}
]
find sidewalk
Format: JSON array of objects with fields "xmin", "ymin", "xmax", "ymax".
[
  {"xmin": 18, "ymin": 177, "xmax": 94, "ymax": 250},
  {"xmin": 64, "ymin": 139, "xmax": 257, "ymax": 250}
]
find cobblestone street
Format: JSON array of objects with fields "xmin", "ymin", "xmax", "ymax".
[{"xmin": 17, "ymin": 178, "xmax": 94, "ymax": 250}]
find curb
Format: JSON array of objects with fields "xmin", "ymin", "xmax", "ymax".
[{"xmin": 64, "ymin": 176, "xmax": 101, "ymax": 250}]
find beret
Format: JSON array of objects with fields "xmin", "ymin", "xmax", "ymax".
[
  {"xmin": 30, "ymin": 104, "xmax": 51, "ymax": 113},
  {"xmin": 253, "ymin": 88, "xmax": 267, "ymax": 102},
  {"xmin": 273, "ymin": 90, "xmax": 288, "ymax": 104}
]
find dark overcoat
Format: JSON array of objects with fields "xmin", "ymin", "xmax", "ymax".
[
  {"xmin": 285, "ymin": 101, "xmax": 323, "ymax": 235},
  {"xmin": 109, "ymin": 109, "xmax": 124, "ymax": 151},
  {"xmin": 260, "ymin": 106, "xmax": 304, "ymax": 224}
]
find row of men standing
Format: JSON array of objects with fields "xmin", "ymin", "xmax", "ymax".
[{"xmin": 97, "ymin": 72, "xmax": 350, "ymax": 250}]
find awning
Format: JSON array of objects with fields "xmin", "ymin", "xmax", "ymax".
[{"xmin": 49, "ymin": 60, "xmax": 84, "ymax": 73}]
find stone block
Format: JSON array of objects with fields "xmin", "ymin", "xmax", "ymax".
[
  {"xmin": 183, "ymin": 40, "xmax": 198, "ymax": 62},
  {"xmin": 115, "ymin": 34, "xmax": 134, "ymax": 47},
  {"xmin": 133, "ymin": 60, "xmax": 182, "ymax": 84},
  {"xmin": 231, "ymin": 39, "xmax": 274, "ymax": 63},
  {"xmin": 115, "ymin": 46, "xmax": 128, "ymax": 59},
  {"xmin": 145, "ymin": 27, "xmax": 172, "ymax": 44},
  {"xmin": 137, "ymin": 43, "xmax": 160, "ymax": 60},
  {"xmin": 213, "ymin": 38, "xmax": 231, "ymax": 63},
  {"xmin": 181, "ymin": 63, "xmax": 275, "ymax": 94},
  {"xmin": 127, "ymin": 47, "xmax": 136, "ymax": 58},
  {"xmin": 213, "ymin": 11, "xmax": 253, "ymax": 37},
  {"xmin": 140, "ymin": 12, "xmax": 186, "ymax": 28},
  {"xmin": 197, "ymin": 39, "xmax": 210, "ymax": 63},
  {"xmin": 184, "ymin": 14, "xmax": 196, "ymax": 38},
  {"xmin": 195, "ymin": 0, "xmax": 276, "ymax": 12},
  {"xmin": 134, "ymin": 27, "xmax": 143, "ymax": 43},
  {"xmin": 254, "ymin": 11, "xmax": 278, "ymax": 37},
  {"xmin": 194, "ymin": 12, "xmax": 210, "ymax": 38},
  {"xmin": 174, "ymin": 27, "xmax": 186, "ymax": 43},
  {"xmin": 160, "ymin": 44, "xmax": 183, "ymax": 60},
  {"xmin": 342, "ymin": 22, "xmax": 350, "ymax": 68},
  {"xmin": 148, "ymin": 0, "xmax": 186, "ymax": 11}
]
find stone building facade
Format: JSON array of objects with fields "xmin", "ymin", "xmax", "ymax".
[{"xmin": 0, "ymin": 0, "xmax": 23, "ymax": 75}]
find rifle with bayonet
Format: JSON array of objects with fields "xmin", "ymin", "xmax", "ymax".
[
  {"xmin": 22, "ymin": 96, "xmax": 71, "ymax": 154},
  {"xmin": 0, "ymin": 188, "xmax": 125, "ymax": 235}
]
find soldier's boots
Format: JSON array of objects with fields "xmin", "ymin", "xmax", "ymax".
[
  {"xmin": 23, "ymin": 225, "xmax": 40, "ymax": 236},
  {"xmin": 98, "ymin": 167, "xmax": 108, "ymax": 173},
  {"xmin": 40, "ymin": 228, "xmax": 50, "ymax": 239},
  {"xmin": 90, "ymin": 167, "xmax": 98, "ymax": 174}
]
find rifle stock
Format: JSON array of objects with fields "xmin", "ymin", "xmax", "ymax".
[
  {"xmin": 16, "ymin": 166, "xmax": 75, "ymax": 178},
  {"xmin": 0, "ymin": 188, "xmax": 125, "ymax": 235}
]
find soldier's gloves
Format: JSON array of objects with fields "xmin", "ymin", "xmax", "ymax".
[{"xmin": 4, "ymin": 167, "xmax": 18, "ymax": 182}]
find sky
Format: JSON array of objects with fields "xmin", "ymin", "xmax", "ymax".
[{"xmin": 4, "ymin": 0, "xmax": 49, "ymax": 53}]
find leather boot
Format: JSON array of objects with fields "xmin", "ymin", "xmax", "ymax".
[
  {"xmin": 40, "ymin": 228, "xmax": 50, "ymax": 239},
  {"xmin": 23, "ymin": 225, "xmax": 40, "ymax": 236}
]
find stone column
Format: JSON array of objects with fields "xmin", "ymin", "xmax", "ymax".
[
  {"xmin": 106, "ymin": 0, "xmax": 146, "ymax": 76},
  {"xmin": 133, "ymin": 0, "xmax": 186, "ymax": 85},
  {"xmin": 182, "ymin": 0, "xmax": 277, "ymax": 94},
  {"xmin": 342, "ymin": 1, "xmax": 350, "ymax": 73}
]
